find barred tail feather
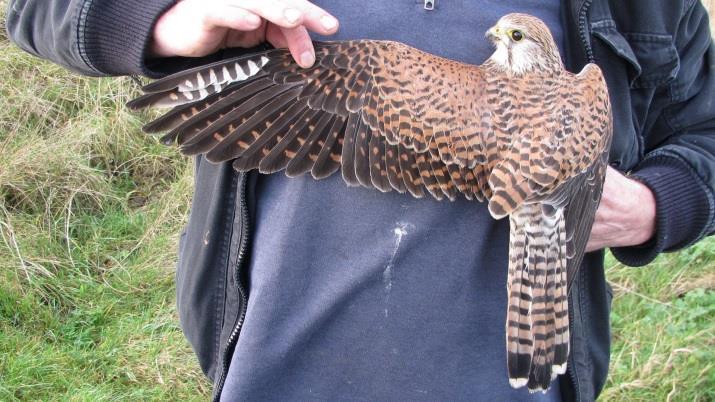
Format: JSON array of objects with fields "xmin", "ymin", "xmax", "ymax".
[{"xmin": 507, "ymin": 204, "xmax": 569, "ymax": 393}]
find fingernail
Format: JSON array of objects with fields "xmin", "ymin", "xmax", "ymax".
[
  {"xmin": 284, "ymin": 8, "xmax": 302, "ymax": 24},
  {"xmin": 300, "ymin": 51, "xmax": 315, "ymax": 68},
  {"xmin": 321, "ymin": 15, "xmax": 338, "ymax": 30}
]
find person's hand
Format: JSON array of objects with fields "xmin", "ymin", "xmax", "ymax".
[
  {"xmin": 149, "ymin": 0, "xmax": 339, "ymax": 68},
  {"xmin": 586, "ymin": 166, "xmax": 656, "ymax": 252}
]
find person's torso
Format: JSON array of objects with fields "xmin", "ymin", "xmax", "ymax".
[{"xmin": 220, "ymin": 1, "xmax": 566, "ymax": 400}]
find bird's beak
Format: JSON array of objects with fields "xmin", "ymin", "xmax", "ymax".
[{"xmin": 486, "ymin": 26, "xmax": 502, "ymax": 43}]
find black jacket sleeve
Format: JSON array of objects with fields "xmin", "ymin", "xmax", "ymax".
[
  {"xmin": 612, "ymin": 0, "xmax": 715, "ymax": 266},
  {"xmin": 6, "ymin": 0, "xmax": 179, "ymax": 77}
]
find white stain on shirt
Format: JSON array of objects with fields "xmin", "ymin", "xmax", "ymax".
[{"xmin": 383, "ymin": 222, "xmax": 413, "ymax": 317}]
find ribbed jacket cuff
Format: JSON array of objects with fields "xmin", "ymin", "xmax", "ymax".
[
  {"xmin": 611, "ymin": 156, "xmax": 712, "ymax": 267},
  {"xmin": 79, "ymin": 0, "xmax": 176, "ymax": 77}
]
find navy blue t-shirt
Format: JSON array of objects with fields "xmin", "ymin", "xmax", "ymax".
[{"xmin": 222, "ymin": 1, "xmax": 565, "ymax": 400}]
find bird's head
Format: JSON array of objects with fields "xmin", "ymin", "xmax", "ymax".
[{"xmin": 486, "ymin": 13, "xmax": 563, "ymax": 75}]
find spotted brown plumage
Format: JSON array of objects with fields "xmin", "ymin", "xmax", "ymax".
[{"xmin": 128, "ymin": 13, "xmax": 612, "ymax": 393}]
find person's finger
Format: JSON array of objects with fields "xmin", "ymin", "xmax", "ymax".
[
  {"xmin": 224, "ymin": 0, "xmax": 338, "ymax": 34},
  {"xmin": 225, "ymin": 0, "xmax": 306, "ymax": 29},
  {"xmin": 224, "ymin": 22, "xmax": 269, "ymax": 49},
  {"xmin": 203, "ymin": 5, "xmax": 263, "ymax": 31},
  {"xmin": 279, "ymin": 24, "xmax": 315, "ymax": 68},
  {"xmin": 266, "ymin": 23, "xmax": 289, "ymax": 48},
  {"xmin": 284, "ymin": 0, "xmax": 339, "ymax": 35}
]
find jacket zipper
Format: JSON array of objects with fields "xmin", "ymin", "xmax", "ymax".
[
  {"xmin": 213, "ymin": 173, "xmax": 251, "ymax": 402},
  {"xmin": 578, "ymin": 0, "xmax": 596, "ymax": 63},
  {"xmin": 566, "ymin": 291, "xmax": 581, "ymax": 402}
]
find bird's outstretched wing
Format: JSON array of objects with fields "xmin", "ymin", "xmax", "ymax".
[
  {"xmin": 128, "ymin": 40, "xmax": 613, "ymax": 393},
  {"xmin": 128, "ymin": 40, "xmax": 502, "ymax": 202}
]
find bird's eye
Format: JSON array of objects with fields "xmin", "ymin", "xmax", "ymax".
[{"xmin": 510, "ymin": 30, "xmax": 524, "ymax": 42}]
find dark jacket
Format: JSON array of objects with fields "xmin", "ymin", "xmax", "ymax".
[{"xmin": 7, "ymin": 0, "xmax": 715, "ymax": 400}]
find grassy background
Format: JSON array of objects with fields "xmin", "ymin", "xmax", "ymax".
[{"xmin": 1, "ymin": 2, "xmax": 713, "ymax": 401}]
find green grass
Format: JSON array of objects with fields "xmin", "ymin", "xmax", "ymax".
[
  {"xmin": 0, "ymin": 11, "xmax": 210, "ymax": 400},
  {"xmin": 602, "ymin": 246, "xmax": 715, "ymax": 401},
  {"xmin": 1, "ymin": 8, "xmax": 713, "ymax": 402}
]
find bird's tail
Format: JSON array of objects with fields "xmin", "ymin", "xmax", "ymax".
[{"xmin": 506, "ymin": 203, "xmax": 569, "ymax": 392}]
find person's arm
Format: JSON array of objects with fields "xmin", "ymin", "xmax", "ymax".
[
  {"xmin": 6, "ymin": 0, "xmax": 175, "ymax": 77},
  {"xmin": 6, "ymin": 0, "xmax": 338, "ymax": 78},
  {"xmin": 587, "ymin": 1, "xmax": 715, "ymax": 265},
  {"xmin": 586, "ymin": 166, "xmax": 657, "ymax": 253}
]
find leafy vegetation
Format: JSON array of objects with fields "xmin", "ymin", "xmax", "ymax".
[{"xmin": 1, "ymin": 4, "xmax": 713, "ymax": 401}]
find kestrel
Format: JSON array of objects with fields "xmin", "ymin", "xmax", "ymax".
[{"xmin": 128, "ymin": 13, "xmax": 612, "ymax": 393}]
